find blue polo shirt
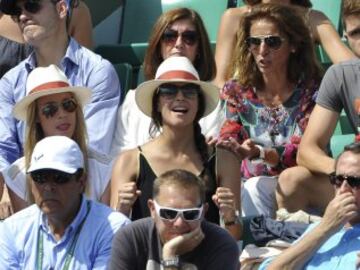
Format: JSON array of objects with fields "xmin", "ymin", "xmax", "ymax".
[
  {"xmin": 0, "ymin": 196, "xmax": 130, "ymax": 269},
  {"xmin": 259, "ymin": 222, "xmax": 360, "ymax": 269}
]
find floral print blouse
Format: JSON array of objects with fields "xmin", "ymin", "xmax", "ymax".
[{"xmin": 219, "ymin": 79, "xmax": 318, "ymax": 178}]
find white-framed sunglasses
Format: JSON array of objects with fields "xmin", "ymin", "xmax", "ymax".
[{"xmin": 153, "ymin": 200, "xmax": 203, "ymax": 222}]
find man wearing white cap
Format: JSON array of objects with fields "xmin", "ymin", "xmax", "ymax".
[
  {"xmin": 0, "ymin": 0, "xmax": 120, "ymax": 176},
  {"xmin": 0, "ymin": 136, "xmax": 130, "ymax": 269}
]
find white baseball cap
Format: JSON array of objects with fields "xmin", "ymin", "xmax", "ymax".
[{"xmin": 27, "ymin": 136, "xmax": 84, "ymax": 174}]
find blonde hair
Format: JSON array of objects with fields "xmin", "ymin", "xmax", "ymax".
[{"xmin": 24, "ymin": 96, "xmax": 89, "ymax": 202}]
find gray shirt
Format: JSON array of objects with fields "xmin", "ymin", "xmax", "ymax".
[
  {"xmin": 316, "ymin": 59, "xmax": 360, "ymax": 133},
  {"xmin": 108, "ymin": 217, "xmax": 240, "ymax": 270}
]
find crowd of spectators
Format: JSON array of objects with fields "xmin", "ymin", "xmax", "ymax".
[{"xmin": 0, "ymin": 0, "xmax": 360, "ymax": 269}]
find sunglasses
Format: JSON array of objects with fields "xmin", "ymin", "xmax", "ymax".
[
  {"xmin": 162, "ymin": 29, "xmax": 198, "ymax": 46},
  {"xmin": 153, "ymin": 200, "xmax": 203, "ymax": 222},
  {"xmin": 30, "ymin": 169, "xmax": 78, "ymax": 185},
  {"xmin": 329, "ymin": 172, "xmax": 360, "ymax": 189},
  {"xmin": 246, "ymin": 35, "xmax": 285, "ymax": 51},
  {"xmin": 11, "ymin": 0, "xmax": 43, "ymax": 22},
  {"xmin": 39, "ymin": 98, "xmax": 78, "ymax": 119},
  {"xmin": 157, "ymin": 83, "xmax": 200, "ymax": 99}
]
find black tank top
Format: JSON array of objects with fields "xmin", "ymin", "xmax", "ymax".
[{"xmin": 131, "ymin": 148, "xmax": 220, "ymax": 224}]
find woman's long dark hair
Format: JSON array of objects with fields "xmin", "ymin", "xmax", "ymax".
[{"xmin": 150, "ymin": 87, "xmax": 209, "ymax": 163}]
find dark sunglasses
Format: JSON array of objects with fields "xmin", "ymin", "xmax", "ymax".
[
  {"xmin": 11, "ymin": 0, "xmax": 43, "ymax": 22},
  {"xmin": 157, "ymin": 83, "xmax": 200, "ymax": 99},
  {"xmin": 246, "ymin": 35, "xmax": 285, "ymax": 51},
  {"xmin": 162, "ymin": 29, "xmax": 198, "ymax": 46},
  {"xmin": 153, "ymin": 200, "xmax": 203, "ymax": 222},
  {"xmin": 329, "ymin": 172, "xmax": 360, "ymax": 189},
  {"xmin": 40, "ymin": 98, "xmax": 78, "ymax": 119},
  {"xmin": 30, "ymin": 169, "xmax": 79, "ymax": 185}
]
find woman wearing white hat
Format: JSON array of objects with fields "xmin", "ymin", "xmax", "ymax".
[
  {"xmin": 111, "ymin": 56, "xmax": 242, "ymax": 240},
  {"xmin": 3, "ymin": 64, "xmax": 112, "ymax": 211}
]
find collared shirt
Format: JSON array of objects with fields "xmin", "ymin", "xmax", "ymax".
[
  {"xmin": 0, "ymin": 38, "xmax": 121, "ymax": 171},
  {"xmin": 259, "ymin": 222, "xmax": 360, "ymax": 270},
  {"xmin": 0, "ymin": 196, "xmax": 130, "ymax": 269}
]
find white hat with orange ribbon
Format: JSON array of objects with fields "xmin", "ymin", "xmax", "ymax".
[
  {"xmin": 135, "ymin": 56, "xmax": 219, "ymax": 117},
  {"xmin": 13, "ymin": 64, "xmax": 91, "ymax": 121}
]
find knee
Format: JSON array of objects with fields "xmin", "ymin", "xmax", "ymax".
[{"xmin": 277, "ymin": 166, "xmax": 313, "ymax": 192}]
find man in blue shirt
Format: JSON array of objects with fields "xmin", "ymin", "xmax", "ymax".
[
  {"xmin": 0, "ymin": 136, "xmax": 130, "ymax": 269},
  {"xmin": 0, "ymin": 0, "xmax": 120, "ymax": 174},
  {"xmin": 262, "ymin": 142, "xmax": 360, "ymax": 270}
]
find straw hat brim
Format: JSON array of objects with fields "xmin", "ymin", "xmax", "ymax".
[
  {"xmin": 135, "ymin": 79, "xmax": 219, "ymax": 117},
  {"xmin": 13, "ymin": 86, "xmax": 92, "ymax": 121}
]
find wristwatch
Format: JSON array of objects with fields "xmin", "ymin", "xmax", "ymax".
[
  {"xmin": 161, "ymin": 256, "xmax": 180, "ymax": 268},
  {"xmin": 224, "ymin": 210, "xmax": 242, "ymax": 226}
]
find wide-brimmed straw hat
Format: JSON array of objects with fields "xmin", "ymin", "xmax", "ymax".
[
  {"xmin": 13, "ymin": 64, "xmax": 91, "ymax": 121},
  {"xmin": 135, "ymin": 56, "xmax": 219, "ymax": 117}
]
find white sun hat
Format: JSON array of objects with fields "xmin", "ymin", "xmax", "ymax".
[
  {"xmin": 27, "ymin": 136, "xmax": 84, "ymax": 174},
  {"xmin": 13, "ymin": 64, "xmax": 91, "ymax": 121},
  {"xmin": 135, "ymin": 56, "xmax": 219, "ymax": 117}
]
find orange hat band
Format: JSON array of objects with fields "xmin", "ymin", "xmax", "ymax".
[
  {"xmin": 157, "ymin": 71, "xmax": 198, "ymax": 81},
  {"xmin": 29, "ymin": 81, "xmax": 70, "ymax": 95}
]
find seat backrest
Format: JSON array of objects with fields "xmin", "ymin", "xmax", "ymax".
[
  {"xmin": 95, "ymin": 44, "xmax": 147, "ymax": 66},
  {"xmin": 162, "ymin": 0, "xmax": 228, "ymax": 41},
  {"xmin": 113, "ymin": 63, "xmax": 133, "ymax": 104},
  {"xmin": 120, "ymin": 0, "xmax": 163, "ymax": 43},
  {"xmin": 84, "ymin": 0, "xmax": 122, "ymax": 27}
]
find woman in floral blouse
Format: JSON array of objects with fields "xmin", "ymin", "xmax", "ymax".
[{"xmin": 218, "ymin": 3, "xmax": 323, "ymax": 217}]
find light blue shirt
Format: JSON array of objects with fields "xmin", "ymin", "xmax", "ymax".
[
  {"xmin": 0, "ymin": 38, "xmax": 121, "ymax": 170},
  {"xmin": 259, "ymin": 222, "xmax": 360, "ymax": 270},
  {"xmin": 0, "ymin": 196, "xmax": 130, "ymax": 269}
]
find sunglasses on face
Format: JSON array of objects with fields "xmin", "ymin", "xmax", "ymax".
[
  {"xmin": 39, "ymin": 98, "xmax": 78, "ymax": 119},
  {"xmin": 153, "ymin": 200, "xmax": 203, "ymax": 222},
  {"xmin": 329, "ymin": 172, "xmax": 360, "ymax": 189},
  {"xmin": 246, "ymin": 35, "xmax": 285, "ymax": 51},
  {"xmin": 157, "ymin": 83, "xmax": 200, "ymax": 99},
  {"xmin": 11, "ymin": 0, "xmax": 43, "ymax": 22},
  {"xmin": 162, "ymin": 29, "xmax": 198, "ymax": 46},
  {"xmin": 30, "ymin": 169, "xmax": 78, "ymax": 185}
]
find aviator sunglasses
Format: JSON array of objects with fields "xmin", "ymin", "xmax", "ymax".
[
  {"xmin": 30, "ymin": 169, "xmax": 81, "ymax": 185},
  {"xmin": 40, "ymin": 98, "xmax": 78, "ymax": 119},
  {"xmin": 11, "ymin": 0, "xmax": 44, "ymax": 22},
  {"xmin": 153, "ymin": 200, "xmax": 203, "ymax": 222},
  {"xmin": 162, "ymin": 29, "xmax": 198, "ymax": 46},
  {"xmin": 246, "ymin": 35, "xmax": 285, "ymax": 51},
  {"xmin": 329, "ymin": 172, "xmax": 360, "ymax": 189},
  {"xmin": 157, "ymin": 83, "xmax": 200, "ymax": 99}
]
